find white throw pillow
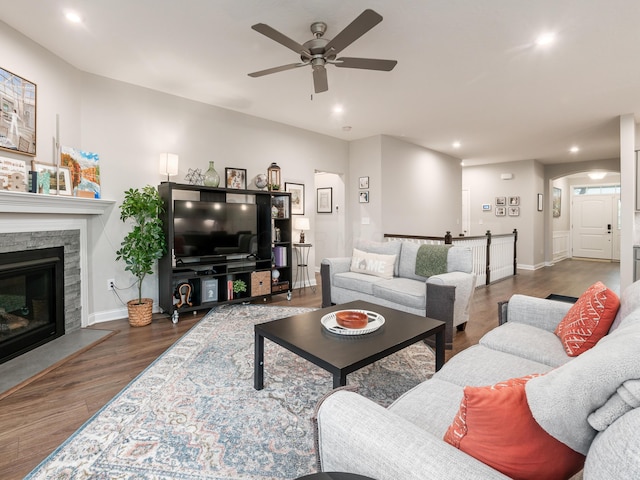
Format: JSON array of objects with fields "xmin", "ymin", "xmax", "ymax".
[{"xmin": 350, "ymin": 248, "xmax": 396, "ymax": 279}]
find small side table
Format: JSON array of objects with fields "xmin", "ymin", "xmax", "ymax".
[{"xmin": 293, "ymin": 243, "xmax": 316, "ymax": 292}]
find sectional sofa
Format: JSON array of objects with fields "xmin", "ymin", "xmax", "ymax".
[
  {"xmin": 314, "ymin": 279, "xmax": 640, "ymax": 479},
  {"xmin": 321, "ymin": 239, "xmax": 476, "ymax": 348}
]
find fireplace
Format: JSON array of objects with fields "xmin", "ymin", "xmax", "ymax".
[{"xmin": 0, "ymin": 246, "xmax": 65, "ymax": 364}]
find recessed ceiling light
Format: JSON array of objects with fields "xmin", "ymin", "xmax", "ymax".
[
  {"xmin": 452, "ymin": 141, "xmax": 461, "ymax": 149},
  {"xmin": 65, "ymin": 11, "xmax": 82, "ymax": 23},
  {"xmin": 570, "ymin": 146, "xmax": 580, "ymax": 153},
  {"xmin": 536, "ymin": 32, "xmax": 555, "ymax": 47},
  {"xmin": 332, "ymin": 105, "xmax": 344, "ymax": 114}
]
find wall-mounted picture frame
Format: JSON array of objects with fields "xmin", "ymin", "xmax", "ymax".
[
  {"xmin": 0, "ymin": 67, "xmax": 37, "ymax": 157},
  {"xmin": 359, "ymin": 176, "xmax": 369, "ymax": 189},
  {"xmin": 359, "ymin": 191, "xmax": 369, "ymax": 203},
  {"xmin": 482, "ymin": 204, "xmax": 491, "ymax": 211},
  {"xmin": 495, "ymin": 196, "xmax": 506, "ymax": 206},
  {"xmin": 495, "ymin": 206, "xmax": 506, "ymax": 216},
  {"xmin": 317, "ymin": 187, "xmax": 333, "ymax": 213},
  {"xmin": 285, "ymin": 182, "xmax": 304, "ymax": 215},
  {"xmin": 225, "ymin": 167, "xmax": 246, "ymax": 190},
  {"xmin": 553, "ymin": 187, "xmax": 562, "ymax": 217},
  {"xmin": 537, "ymin": 193, "xmax": 543, "ymax": 211},
  {"xmin": 508, "ymin": 206, "xmax": 520, "ymax": 216},
  {"xmin": 508, "ymin": 196, "xmax": 520, "ymax": 206}
]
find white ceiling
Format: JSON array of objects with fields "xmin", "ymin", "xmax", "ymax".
[{"xmin": 2, "ymin": 0, "xmax": 639, "ymax": 166}]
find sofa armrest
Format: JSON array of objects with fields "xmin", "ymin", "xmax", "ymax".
[
  {"xmin": 320, "ymin": 258, "xmax": 352, "ymax": 307},
  {"xmin": 504, "ymin": 294, "xmax": 574, "ymax": 332},
  {"xmin": 427, "ymin": 271, "xmax": 476, "ymax": 328},
  {"xmin": 314, "ymin": 390, "xmax": 510, "ymax": 480}
]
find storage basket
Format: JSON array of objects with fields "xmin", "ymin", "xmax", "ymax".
[{"xmin": 251, "ymin": 271, "xmax": 272, "ymax": 296}]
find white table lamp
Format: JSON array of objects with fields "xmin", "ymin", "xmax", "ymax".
[
  {"xmin": 159, "ymin": 153, "xmax": 179, "ymax": 182},
  {"xmin": 294, "ymin": 217, "xmax": 310, "ymax": 243}
]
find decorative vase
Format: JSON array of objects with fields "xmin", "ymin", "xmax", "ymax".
[{"xmin": 204, "ymin": 161, "xmax": 220, "ymax": 187}]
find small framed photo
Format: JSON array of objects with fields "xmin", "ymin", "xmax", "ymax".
[
  {"xmin": 359, "ymin": 176, "xmax": 369, "ymax": 189},
  {"xmin": 537, "ymin": 193, "xmax": 543, "ymax": 212},
  {"xmin": 495, "ymin": 206, "xmax": 506, "ymax": 216},
  {"xmin": 495, "ymin": 196, "xmax": 506, "ymax": 206},
  {"xmin": 508, "ymin": 206, "xmax": 520, "ymax": 216},
  {"xmin": 56, "ymin": 166, "xmax": 72, "ymax": 195},
  {"xmin": 34, "ymin": 163, "xmax": 59, "ymax": 194},
  {"xmin": 225, "ymin": 167, "xmax": 247, "ymax": 190},
  {"xmin": 482, "ymin": 204, "xmax": 491, "ymax": 211},
  {"xmin": 508, "ymin": 196, "xmax": 520, "ymax": 206},
  {"xmin": 359, "ymin": 191, "xmax": 369, "ymax": 203},
  {"xmin": 317, "ymin": 187, "xmax": 333, "ymax": 213},
  {"xmin": 285, "ymin": 182, "xmax": 305, "ymax": 215}
]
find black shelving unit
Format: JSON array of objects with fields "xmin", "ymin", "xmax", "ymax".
[{"xmin": 157, "ymin": 182, "xmax": 292, "ymax": 322}]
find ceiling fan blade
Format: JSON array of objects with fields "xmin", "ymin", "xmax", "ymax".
[
  {"xmin": 251, "ymin": 23, "xmax": 310, "ymax": 57},
  {"xmin": 335, "ymin": 57, "xmax": 397, "ymax": 71},
  {"xmin": 324, "ymin": 9, "xmax": 383, "ymax": 56},
  {"xmin": 312, "ymin": 65, "xmax": 328, "ymax": 93},
  {"xmin": 248, "ymin": 62, "xmax": 307, "ymax": 78}
]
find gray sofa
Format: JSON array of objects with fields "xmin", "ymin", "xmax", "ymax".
[
  {"xmin": 314, "ymin": 280, "xmax": 640, "ymax": 479},
  {"xmin": 321, "ymin": 240, "xmax": 476, "ymax": 348}
]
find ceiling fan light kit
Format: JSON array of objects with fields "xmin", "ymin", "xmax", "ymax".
[{"xmin": 249, "ymin": 9, "xmax": 397, "ymax": 93}]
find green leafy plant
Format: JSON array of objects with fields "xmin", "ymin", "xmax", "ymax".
[
  {"xmin": 116, "ymin": 185, "xmax": 166, "ymax": 304},
  {"xmin": 233, "ymin": 279, "xmax": 247, "ymax": 295}
]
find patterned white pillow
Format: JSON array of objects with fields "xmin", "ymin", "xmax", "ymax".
[{"xmin": 350, "ymin": 248, "xmax": 396, "ymax": 279}]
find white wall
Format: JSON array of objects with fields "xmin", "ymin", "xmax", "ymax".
[
  {"xmin": 462, "ymin": 159, "xmax": 542, "ymax": 269},
  {"xmin": 348, "ymin": 136, "xmax": 382, "ymax": 243},
  {"xmin": 314, "ymin": 171, "xmax": 346, "ymax": 271},
  {"xmin": 381, "ymin": 135, "xmax": 462, "ymax": 238}
]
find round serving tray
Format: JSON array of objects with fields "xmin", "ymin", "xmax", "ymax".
[{"xmin": 321, "ymin": 309, "xmax": 385, "ymax": 336}]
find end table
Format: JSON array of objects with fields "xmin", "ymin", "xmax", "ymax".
[{"xmin": 293, "ymin": 243, "xmax": 316, "ymax": 292}]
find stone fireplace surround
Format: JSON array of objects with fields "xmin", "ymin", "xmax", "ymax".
[
  {"xmin": 0, "ymin": 190, "xmax": 115, "ymax": 332},
  {"xmin": 0, "ymin": 230, "xmax": 81, "ymax": 334}
]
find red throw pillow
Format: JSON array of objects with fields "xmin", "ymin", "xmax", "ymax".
[
  {"xmin": 443, "ymin": 376, "xmax": 585, "ymax": 480},
  {"xmin": 554, "ymin": 281, "xmax": 620, "ymax": 356}
]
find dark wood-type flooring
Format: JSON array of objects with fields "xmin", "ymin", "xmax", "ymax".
[{"xmin": 0, "ymin": 258, "xmax": 619, "ymax": 479}]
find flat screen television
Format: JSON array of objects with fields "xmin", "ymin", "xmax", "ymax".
[{"xmin": 173, "ymin": 200, "xmax": 258, "ymax": 259}]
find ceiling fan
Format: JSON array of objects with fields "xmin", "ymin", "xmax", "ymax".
[{"xmin": 248, "ymin": 9, "xmax": 397, "ymax": 93}]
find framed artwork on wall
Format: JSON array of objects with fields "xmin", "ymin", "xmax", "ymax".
[
  {"xmin": 225, "ymin": 167, "xmax": 247, "ymax": 189},
  {"xmin": 508, "ymin": 206, "xmax": 520, "ymax": 216},
  {"xmin": 359, "ymin": 176, "xmax": 369, "ymax": 189},
  {"xmin": 495, "ymin": 196, "xmax": 506, "ymax": 206},
  {"xmin": 317, "ymin": 187, "xmax": 333, "ymax": 213},
  {"xmin": 359, "ymin": 191, "xmax": 369, "ymax": 203},
  {"xmin": 0, "ymin": 67, "xmax": 37, "ymax": 157},
  {"xmin": 285, "ymin": 182, "xmax": 304, "ymax": 215},
  {"xmin": 553, "ymin": 187, "xmax": 561, "ymax": 217},
  {"xmin": 508, "ymin": 196, "xmax": 520, "ymax": 206},
  {"xmin": 495, "ymin": 206, "xmax": 506, "ymax": 216}
]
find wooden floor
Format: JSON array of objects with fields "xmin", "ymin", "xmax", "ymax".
[{"xmin": 0, "ymin": 258, "xmax": 619, "ymax": 479}]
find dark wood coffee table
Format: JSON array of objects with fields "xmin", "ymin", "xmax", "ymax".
[{"xmin": 254, "ymin": 300, "xmax": 445, "ymax": 390}]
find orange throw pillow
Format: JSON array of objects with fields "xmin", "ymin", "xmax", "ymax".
[
  {"xmin": 554, "ymin": 281, "xmax": 620, "ymax": 356},
  {"xmin": 443, "ymin": 376, "xmax": 584, "ymax": 480}
]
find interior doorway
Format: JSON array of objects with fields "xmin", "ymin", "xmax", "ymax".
[{"xmin": 313, "ymin": 171, "xmax": 346, "ymax": 272}]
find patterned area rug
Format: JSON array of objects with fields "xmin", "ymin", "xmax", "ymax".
[{"xmin": 26, "ymin": 304, "xmax": 435, "ymax": 479}]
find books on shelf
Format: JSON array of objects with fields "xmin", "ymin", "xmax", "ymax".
[{"xmin": 273, "ymin": 246, "xmax": 287, "ymax": 267}]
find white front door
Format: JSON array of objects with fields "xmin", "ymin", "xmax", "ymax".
[{"xmin": 572, "ymin": 194, "xmax": 618, "ymax": 260}]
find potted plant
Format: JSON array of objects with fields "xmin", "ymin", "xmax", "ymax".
[
  {"xmin": 233, "ymin": 279, "xmax": 247, "ymax": 298},
  {"xmin": 116, "ymin": 185, "xmax": 166, "ymax": 326}
]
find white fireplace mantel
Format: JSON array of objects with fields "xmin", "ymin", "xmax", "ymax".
[{"xmin": 0, "ymin": 190, "xmax": 115, "ymax": 215}]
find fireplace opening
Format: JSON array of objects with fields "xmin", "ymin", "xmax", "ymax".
[{"xmin": 0, "ymin": 246, "xmax": 64, "ymax": 364}]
